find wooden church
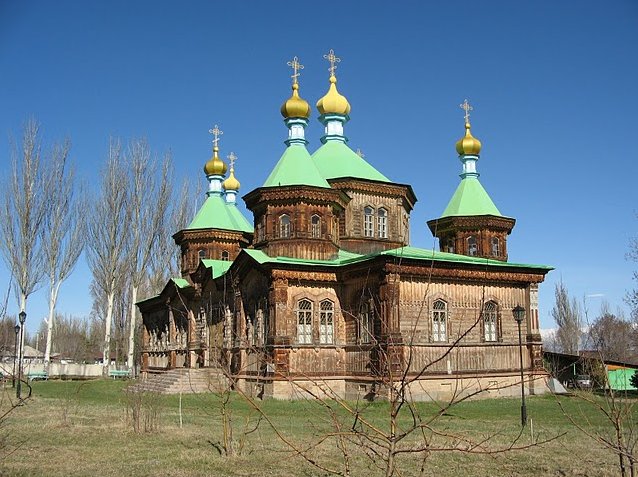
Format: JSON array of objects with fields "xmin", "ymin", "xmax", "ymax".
[{"xmin": 137, "ymin": 51, "xmax": 552, "ymax": 400}]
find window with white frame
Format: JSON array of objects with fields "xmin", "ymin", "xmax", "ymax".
[
  {"xmin": 297, "ymin": 299, "xmax": 313, "ymax": 344},
  {"xmin": 364, "ymin": 206, "xmax": 374, "ymax": 237},
  {"xmin": 377, "ymin": 208, "xmax": 388, "ymax": 238},
  {"xmin": 484, "ymin": 301, "xmax": 498, "ymax": 342},
  {"xmin": 279, "ymin": 214, "xmax": 291, "ymax": 238},
  {"xmin": 468, "ymin": 236, "xmax": 478, "ymax": 256},
  {"xmin": 445, "ymin": 238, "xmax": 455, "ymax": 253},
  {"xmin": 358, "ymin": 300, "xmax": 374, "ymax": 344},
  {"xmin": 319, "ymin": 300, "xmax": 334, "ymax": 344},
  {"xmin": 311, "ymin": 214, "xmax": 321, "ymax": 238},
  {"xmin": 198, "ymin": 249, "xmax": 206, "ymax": 260},
  {"xmin": 491, "ymin": 237, "xmax": 500, "ymax": 257},
  {"xmin": 221, "ymin": 250, "xmax": 230, "ymax": 261},
  {"xmin": 432, "ymin": 299, "xmax": 448, "ymax": 342}
]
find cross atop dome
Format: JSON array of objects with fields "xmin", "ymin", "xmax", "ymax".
[
  {"xmin": 460, "ymin": 99, "xmax": 473, "ymax": 124},
  {"xmin": 287, "ymin": 56, "xmax": 304, "ymax": 85},
  {"xmin": 209, "ymin": 124, "xmax": 223, "ymax": 148},
  {"xmin": 227, "ymin": 151, "xmax": 237, "ymax": 169},
  {"xmin": 323, "ymin": 49, "xmax": 341, "ymax": 77}
]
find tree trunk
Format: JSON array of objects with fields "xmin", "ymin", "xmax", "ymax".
[
  {"xmin": 127, "ymin": 285, "xmax": 138, "ymax": 371},
  {"xmin": 44, "ymin": 282, "xmax": 60, "ymax": 366},
  {"xmin": 103, "ymin": 290, "xmax": 115, "ymax": 377},
  {"xmin": 19, "ymin": 292, "xmax": 26, "ymax": 353}
]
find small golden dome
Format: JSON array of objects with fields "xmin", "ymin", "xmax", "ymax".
[
  {"xmin": 222, "ymin": 166, "xmax": 240, "ymax": 191},
  {"xmin": 204, "ymin": 146, "xmax": 228, "ymax": 176},
  {"xmin": 316, "ymin": 75, "xmax": 351, "ymax": 116},
  {"xmin": 455, "ymin": 122, "xmax": 482, "ymax": 155},
  {"xmin": 281, "ymin": 83, "xmax": 311, "ymax": 119}
]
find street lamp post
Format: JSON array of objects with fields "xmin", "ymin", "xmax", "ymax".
[
  {"xmin": 513, "ymin": 305, "xmax": 527, "ymax": 427},
  {"xmin": 12, "ymin": 324, "xmax": 20, "ymax": 388},
  {"xmin": 16, "ymin": 311, "xmax": 26, "ymax": 400}
]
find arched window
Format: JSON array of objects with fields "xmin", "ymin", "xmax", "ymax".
[
  {"xmin": 198, "ymin": 249, "xmax": 207, "ymax": 260},
  {"xmin": 432, "ymin": 299, "xmax": 447, "ymax": 342},
  {"xmin": 221, "ymin": 250, "xmax": 230, "ymax": 261},
  {"xmin": 297, "ymin": 299, "xmax": 313, "ymax": 344},
  {"xmin": 256, "ymin": 222, "xmax": 264, "ymax": 242},
  {"xmin": 358, "ymin": 300, "xmax": 374, "ymax": 344},
  {"xmin": 445, "ymin": 238, "xmax": 455, "ymax": 253},
  {"xmin": 363, "ymin": 206, "xmax": 374, "ymax": 237},
  {"xmin": 311, "ymin": 214, "xmax": 321, "ymax": 238},
  {"xmin": 279, "ymin": 214, "xmax": 291, "ymax": 238},
  {"xmin": 377, "ymin": 208, "xmax": 388, "ymax": 239},
  {"xmin": 467, "ymin": 236, "xmax": 478, "ymax": 256},
  {"xmin": 319, "ymin": 300, "xmax": 334, "ymax": 344},
  {"xmin": 484, "ymin": 301, "xmax": 498, "ymax": 342},
  {"xmin": 491, "ymin": 237, "xmax": 500, "ymax": 257}
]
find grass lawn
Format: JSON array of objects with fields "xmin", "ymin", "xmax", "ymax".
[{"xmin": 0, "ymin": 379, "xmax": 630, "ymax": 476}]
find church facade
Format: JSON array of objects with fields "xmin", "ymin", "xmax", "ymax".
[{"xmin": 137, "ymin": 52, "xmax": 552, "ymax": 401}]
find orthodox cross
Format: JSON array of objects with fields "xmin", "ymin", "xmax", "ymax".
[
  {"xmin": 227, "ymin": 152, "xmax": 237, "ymax": 170},
  {"xmin": 356, "ymin": 148, "xmax": 365, "ymax": 158},
  {"xmin": 323, "ymin": 49, "xmax": 341, "ymax": 76},
  {"xmin": 287, "ymin": 56, "xmax": 304, "ymax": 85},
  {"xmin": 460, "ymin": 99, "xmax": 473, "ymax": 123},
  {"xmin": 209, "ymin": 124, "xmax": 223, "ymax": 148}
]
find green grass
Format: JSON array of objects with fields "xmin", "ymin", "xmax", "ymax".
[{"xmin": 0, "ymin": 379, "xmax": 631, "ymax": 476}]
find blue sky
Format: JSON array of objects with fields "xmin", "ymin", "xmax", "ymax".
[{"xmin": 0, "ymin": 1, "xmax": 636, "ymax": 334}]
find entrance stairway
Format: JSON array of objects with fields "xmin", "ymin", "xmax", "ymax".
[{"xmin": 128, "ymin": 368, "xmax": 229, "ymax": 394}]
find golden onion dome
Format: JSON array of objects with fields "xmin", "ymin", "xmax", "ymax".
[
  {"xmin": 316, "ymin": 75, "xmax": 351, "ymax": 116},
  {"xmin": 204, "ymin": 146, "xmax": 228, "ymax": 176},
  {"xmin": 455, "ymin": 122, "xmax": 482, "ymax": 156},
  {"xmin": 222, "ymin": 166, "xmax": 240, "ymax": 191},
  {"xmin": 281, "ymin": 83, "xmax": 311, "ymax": 119}
]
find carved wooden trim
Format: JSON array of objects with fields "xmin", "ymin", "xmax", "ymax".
[{"xmin": 384, "ymin": 263, "xmax": 547, "ymax": 284}]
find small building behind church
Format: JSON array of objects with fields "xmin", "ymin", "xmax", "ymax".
[{"xmin": 137, "ymin": 52, "xmax": 552, "ymax": 400}]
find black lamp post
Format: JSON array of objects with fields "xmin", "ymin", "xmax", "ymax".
[
  {"xmin": 16, "ymin": 311, "xmax": 26, "ymax": 400},
  {"xmin": 12, "ymin": 323, "xmax": 20, "ymax": 388},
  {"xmin": 513, "ymin": 305, "xmax": 527, "ymax": 427}
]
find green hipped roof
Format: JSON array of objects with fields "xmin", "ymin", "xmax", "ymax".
[
  {"xmin": 201, "ymin": 259, "xmax": 233, "ymax": 279},
  {"xmin": 312, "ymin": 140, "xmax": 390, "ymax": 182},
  {"xmin": 441, "ymin": 176, "xmax": 505, "ymax": 218},
  {"xmin": 171, "ymin": 277, "xmax": 191, "ymax": 289},
  {"xmin": 187, "ymin": 193, "xmax": 253, "ymax": 233},
  {"xmin": 263, "ymin": 144, "xmax": 331, "ymax": 188},
  {"xmin": 240, "ymin": 246, "xmax": 552, "ymax": 271}
]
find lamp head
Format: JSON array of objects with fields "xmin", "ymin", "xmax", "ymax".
[
  {"xmin": 18, "ymin": 311, "xmax": 26, "ymax": 324},
  {"xmin": 14, "ymin": 324, "xmax": 20, "ymax": 334},
  {"xmin": 512, "ymin": 305, "xmax": 526, "ymax": 324}
]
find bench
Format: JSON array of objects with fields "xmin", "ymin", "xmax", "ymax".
[
  {"xmin": 27, "ymin": 371, "xmax": 48, "ymax": 382},
  {"xmin": 108, "ymin": 369, "xmax": 131, "ymax": 379}
]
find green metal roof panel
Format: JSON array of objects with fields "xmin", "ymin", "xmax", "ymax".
[
  {"xmin": 379, "ymin": 246, "xmax": 553, "ymax": 270},
  {"xmin": 201, "ymin": 259, "xmax": 233, "ymax": 279},
  {"xmin": 171, "ymin": 277, "xmax": 191, "ymax": 289},
  {"xmin": 312, "ymin": 141, "xmax": 390, "ymax": 182},
  {"xmin": 187, "ymin": 194, "xmax": 253, "ymax": 233},
  {"xmin": 263, "ymin": 145, "xmax": 331, "ymax": 188},
  {"xmin": 441, "ymin": 177, "xmax": 504, "ymax": 218}
]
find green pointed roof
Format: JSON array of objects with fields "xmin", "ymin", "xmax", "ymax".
[
  {"xmin": 312, "ymin": 140, "xmax": 390, "ymax": 182},
  {"xmin": 187, "ymin": 193, "xmax": 253, "ymax": 233},
  {"xmin": 441, "ymin": 176, "xmax": 504, "ymax": 218},
  {"xmin": 263, "ymin": 145, "xmax": 330, "ymax": 188}
]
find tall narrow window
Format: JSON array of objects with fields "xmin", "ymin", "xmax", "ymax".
[
  {"xmin": 297, "ymin": 299, "xmax": 313, "ymax": 344},
  {"xmin": 256, "ymin": 222, "xmax": 263, "ymax": 242},
  {"xmin": 432, "ymin": 299, "xmax": 447, "ymax": 342},
  {"xmin": 446, "ymin": 238, "xmax": 455, "ymax": 253},
  {"xmin": 467, "ymin": 236, "xmax": 478, "ymax": 256},
  {"xmin": 358, "ymin": 301, "xmax": 374, "ymax": 344},
  {"xmin": 279, "ymin": 214, "xmax": 291, "ymax": 238},
  {"xmin": 377, "ymin": 208, "xmax": 388, "ymax": 239},
  {"xmin": 311, "ymin": 214, "xmax": 321, "ymax": 238},
  {"xmin": 319, "ymin": 300, "xmax": 334, "ymax": 344},
  {"xmin": 364, "ymin": 206, "xmax": 374, "ymax": 237},
  {"xmin": 491, "ymin": 237, "xmax": 500, "ymax": 257},
  {"xmin": 484, "ymin": 301, "xmax": 498, "ymax": 342},
  {"xmin": 221, "ymin": 250, "xmax": 230, "ymax": 261},
  {"xmin": 198, "ymin": 249, "xmax": 206, "ymax": 260}
]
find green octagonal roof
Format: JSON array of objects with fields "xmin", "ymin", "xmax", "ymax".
[
  {"xmin": 263, "ymin": 144, "xmax": 330, "ymax": 188},
  {"xmin": 441, "ymin": 176, "xmax": 504, "ymax": 218},
  {"xmin": 187, "ymin": 193, "xmax": 253, "ymax": 233},
  {"xmin": 312, "ymin": 141, "xmax": 390, "ymax": 182}
]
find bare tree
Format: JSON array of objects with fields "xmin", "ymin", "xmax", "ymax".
[
  {"xmin": 124, "ymin": 140, "xmax": 172, "ymax": 371},
  {"xmin": 42, "ymin": 140, "xmax": 86, "ymax": 365},
  {"xmin": 551, "ymin": 281, "xmax": 582, "ymax": 354},
  {"xmin": 588, "ymin": 302, "xmax": 634, "ymax": 362},
  {"xmin": 628, "ymin": 222, "xmax": 638, "ymax": 321},
  {"xmin": 0, "ymin": 120, "xmax": 49, "ymax": 337},
  {"xmin": 86, "ymin": 140, "xmax": 130, "ymax": 375}
]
